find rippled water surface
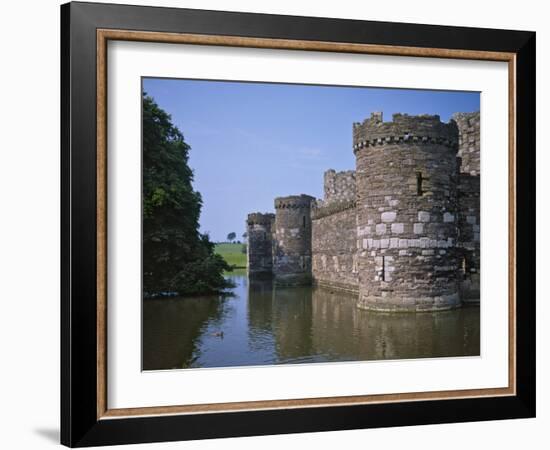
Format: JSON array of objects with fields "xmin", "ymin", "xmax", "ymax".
[{"xmin": 143, "ymin": 273, "xmax": 480, "ymax": 370}]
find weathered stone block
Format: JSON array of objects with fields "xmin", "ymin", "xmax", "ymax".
[
  {"xmin": 443, "ymin": 212, "xmax": 455, "ymax": 223},
  {"xmin": 391, "ymin": 223, "xmax": 404, "ymax": 234},
  {"xmin": 418, "ymin": 211, "xmax": 430, "ymax": 222},
  {"xmin": 413, "ymin": 223, "xmax": 424, "ymax": 234},
  {"xmin": 409, "ymin": 239, "xmax": 420, "ymax": 248},
  {"xmin": 357, "ymin": 225, "xmax": 371, "ymax": 236},
  {"xmin": 375, "ymin": 223, "xmax": 387, "ymax": 234}
]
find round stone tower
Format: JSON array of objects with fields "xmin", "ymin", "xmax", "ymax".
[
  {"xmin": 273, "ymin": 194, "xmax": 315, "ymax": 286},
  {"xmin": 353, "ymin": 112, "xmax": 460, "ymax": 311},
  {"xmin": 246, "ymin": 212, "xmax": 275, "ymax": 277}
]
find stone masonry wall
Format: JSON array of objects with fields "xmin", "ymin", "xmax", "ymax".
[
  {"xmin": 322, "ymin": 169, "xmax": 356, "ymax": 205},
  {"xmin": 312, "ymin": 169, "xmax": 358, "ymax": 293},
  {"xmin": 454, "ymin": 111, "xmax": 480, "ymax": 301},
  {"xmin": 273, "ymin": 195, "xmax": 315, "ymax": 286},
  {"xmin": 312, "ymin": 206, "xmax": 359, "ymax": 294},
  {"xmin": 453, "ymin": 112, "xmax": 480, "ymax": 176},
  {"xmin": 353, "ymin": 112, "xmax": 461, "ymax": 311},
  {"xmin": 246, "ymin": 212, "xmax": 275, "ymax": 276},
  {"xmin": 457, "ymin": 174, "xmax": 481, "ymax": 301}
]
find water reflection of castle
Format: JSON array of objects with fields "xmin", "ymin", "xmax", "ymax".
[
  {"xmin": 247, "ymin": 279, "xmax": 480, "ymax": 363},
  {"xmin": 143, "ymin": 275, "xmax": 480, "ymax": 370}
]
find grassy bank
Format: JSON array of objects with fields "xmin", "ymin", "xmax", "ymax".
[{"xmin": 215, "ymin": 243, "xmax": 247, "ymax": 269}]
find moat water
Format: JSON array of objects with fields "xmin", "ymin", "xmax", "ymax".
[{"xmin": 143, "ymin": 272, "xmax": 480, "ymax": 370}]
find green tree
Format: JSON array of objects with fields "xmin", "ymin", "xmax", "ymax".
[
  {"xmin": 142, "ymin": 93, "xmax": 232, "ymax": 296},
  {"xmin": 227, "ymin": 232, "xmax": 236, "ymax": 243}
]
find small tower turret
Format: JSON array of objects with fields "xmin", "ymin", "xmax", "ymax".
[
  {"xmin": 246, "ymin": 212, "xmax": 275, "ymax": 277},
  {"xmin": 273, "ymin": 194, "xmax": 315, "ymax": 286}
]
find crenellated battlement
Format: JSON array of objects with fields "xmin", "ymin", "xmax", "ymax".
[
  {"xmin": 274, "ymin": 194, "xmax": 315, "ymax": 210},
  {"xmin": 453, "ymin": 111, "xmax": 480, "ymax": 128},
  {"xmin": 247, "ymin": 212, "xmax": 275, "ymax": 226},
  {"xmin": 352, "ymin": 112, "xmax": 458, "ymax": 152}
]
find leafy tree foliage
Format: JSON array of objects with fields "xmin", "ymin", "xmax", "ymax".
[
  {"xmin": 142, "ymin": 93, "xmax": 232, "ymax": 296},
  {"xmin": 227, "ymin": 232, "xmax": 236, "ymax": 242}
]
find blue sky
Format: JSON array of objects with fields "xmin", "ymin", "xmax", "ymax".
[{"xmin": 143, "ymin": 78, "xmax": 479, "ymax": 242}]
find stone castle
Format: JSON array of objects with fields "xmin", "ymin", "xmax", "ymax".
[{"xmin": 246, "ymin": 111, "xmax": 480, "ymax": 312}]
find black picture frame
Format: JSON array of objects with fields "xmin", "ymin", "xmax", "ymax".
[{"xmin": 61, "ymin": 1, "xmax": 535, "ymax": 447}]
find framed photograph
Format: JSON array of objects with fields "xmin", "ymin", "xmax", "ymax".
[{"xmin": 61, "ymin": 1, "xmax": 535, "ymax": 447}]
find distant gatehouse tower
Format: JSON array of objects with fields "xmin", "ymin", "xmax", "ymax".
[{"xmin": 245, "ymin": 111, "xmax": 480, "ymax": 312}]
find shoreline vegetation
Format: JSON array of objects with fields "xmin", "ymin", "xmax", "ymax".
[{"xmin": 142, "ymin": 93, "xmax": 234, "ymax": 298}]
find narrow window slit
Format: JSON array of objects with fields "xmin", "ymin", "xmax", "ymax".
[{"xmin": 416, "ymin": 172, "xmax": 423, "ymax": 196}]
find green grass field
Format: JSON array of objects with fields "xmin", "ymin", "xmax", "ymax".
[{"xmin": 215, "ymin": 243, "xmax": 247, "ymax": 269}]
